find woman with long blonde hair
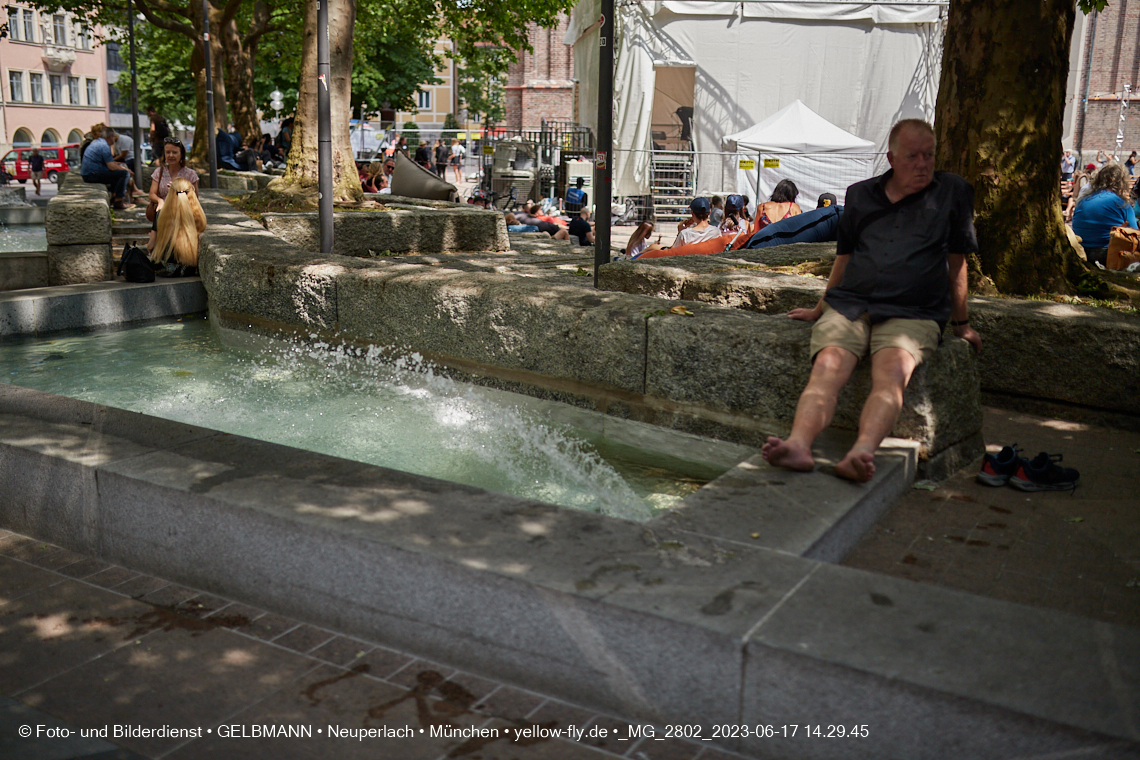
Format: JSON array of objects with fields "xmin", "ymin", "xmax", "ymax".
[{"xmin": 151, "ymin": 178, "xmax": 206, "ymax": 271}]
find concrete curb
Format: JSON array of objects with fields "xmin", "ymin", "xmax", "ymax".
[
  {"xmin": 0, "ymin": 278, "xmax": 207, "ymax": 336},
  {"xmin": 0, "ymin": 385, "xmax": 1135, "ymax": 759}
]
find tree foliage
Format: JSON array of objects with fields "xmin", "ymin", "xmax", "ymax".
[
  {"xmin": 131, "ymin": 23, "xmax": 197, "ymax": 126},
  {"xmin": 458, "ymin": 46, "xmax": 511, "ymax": 128}
]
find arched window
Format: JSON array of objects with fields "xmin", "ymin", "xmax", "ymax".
[
  {"xmin": 67, "ymin": 129, "xmax": 84, "ymax": 144},
  {"xmin": 41, "ymin": 128, "xmax": 60, "ymax": 146},
  {"xmin": 12, "ymin": 128, "xmax": 34, "ymax": 146}
]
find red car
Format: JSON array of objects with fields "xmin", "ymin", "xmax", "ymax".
[{"xmin": 1, "ymin": 144, "xmax": 80, "ymax": 184}]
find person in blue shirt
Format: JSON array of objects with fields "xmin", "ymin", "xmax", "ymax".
[
  {"xmin": 80, "ymin": 127, "xmax": 132, "ymax": 209},
  {"xmin": 565, "ymin": 176, "xmax": 587, "ymax": 213},
  {"xmin": 1070, "ymin": 162, "xmax": 1138, "ymax": 267}
]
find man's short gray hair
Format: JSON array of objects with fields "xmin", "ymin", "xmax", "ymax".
[{"xmin": 888, "ymin": 119, "xmax": 934, "ymax": 152}]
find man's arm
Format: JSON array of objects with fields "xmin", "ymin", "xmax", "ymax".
[
  {"xmin": 948, "ymin": 253, "xmax": 981, "ymax": 353},
  {"xmin": 788, "ymin": 254, "xmax": 848, "ymax": 321}
]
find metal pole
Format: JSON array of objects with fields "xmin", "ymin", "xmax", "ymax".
[
  {"xmin": 593, "ymin": 0, "xmax": 614, "ymax": 286},
  {"xmin": 317, "ymin": 0, "xmax": 333, "ymax": 254},
  {"xmin": 128, "ymin": 0, "xmax": 141, "ymax": 186},
  {"xmin": 202, "ymin": 0, "xmax": 217, "ymax": 188}
]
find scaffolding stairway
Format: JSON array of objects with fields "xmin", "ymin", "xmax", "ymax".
[{"xmin": 650, "ymin": 149, "xmax": 695, "ymax": 224}]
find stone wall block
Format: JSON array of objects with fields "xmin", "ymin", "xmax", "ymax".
[
  {"xmin": 264, "ymin": 209, "xmax": 508, "ymax": 256},
  {"xmin": 47, "ymin": 243, "xmax": 112, "ymax": 285},
  {"xmin": 200, "ymin": 225, "xmax": 372, "ymax": 332},
  {"xmin": 45, "ymin": 194, "xmax": 112, "ymax": 245},
  {"xmin": 337, "ymin": 267, "xmax": 650, "ymax": 392},
  {"xmin": 647, "ymin": 307, "xmax": 816, "ymax": 424},
  {"xmin": 972, "ymin": 298, "xmax": 1140, "ymax": 416}
]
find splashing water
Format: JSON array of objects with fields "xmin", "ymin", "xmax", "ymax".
[{"xmin": 0, "ymin": 318, "xmax": 726, "ymax": 519}]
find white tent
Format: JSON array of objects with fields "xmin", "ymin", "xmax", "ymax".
[
  {"xmin": 723, "ymin": 100, "xmax": 877, "ymax": 210},
  {"xmin": 566, "ymin": 0, "xmax": 945, "ymax": 198}
]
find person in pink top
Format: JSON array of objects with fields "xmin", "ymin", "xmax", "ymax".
[{"xmin": 147, "ymin": 137, "xmax": 200, "ymax": 255}]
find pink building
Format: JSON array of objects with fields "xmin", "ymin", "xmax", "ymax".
[{"xmin": 0, "ymin": 4, "xmax": 109, "ymax": 150}]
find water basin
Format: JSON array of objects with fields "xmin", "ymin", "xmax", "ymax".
[
  {"xmin": 0, "ymin": 224, "xmax": 47, "ymax": 252},
  {"xmin": 0, "ymin": 316, "xmax": 748, "ymax": 519}
]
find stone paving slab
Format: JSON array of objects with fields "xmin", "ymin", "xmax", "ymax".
[
  {"xmin": 0, "ymin": 532, "xmax": 737, "ymax": 760},
  {"xmin": 844, "ymin": 407, "xmax": 1140, "ymax": 629}
]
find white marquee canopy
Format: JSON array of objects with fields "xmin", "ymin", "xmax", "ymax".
[{"xmin": 567, "ymin": 0, "xmax": 946, "ymax": 197}]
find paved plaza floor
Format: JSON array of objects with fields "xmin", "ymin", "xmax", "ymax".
[
  {"xmin": 845, "ymin": 406, "xmax": 1140, "ymax": 628},
  {"xmin": 0, "ymin": 530, "xmax": 747, "ymax": 760}
]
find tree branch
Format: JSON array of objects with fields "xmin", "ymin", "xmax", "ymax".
[
  {"xmin": 242, "ymin": 0, "xmax": 272, "ymax": 47},
  {"xmin": 133, "ymin": 0, "xmax": 197, "ymax": 39}
]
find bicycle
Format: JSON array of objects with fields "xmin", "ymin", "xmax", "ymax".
[{"xmin": 490, "ymin": 186, "xmax": 520, "ymax": 213}]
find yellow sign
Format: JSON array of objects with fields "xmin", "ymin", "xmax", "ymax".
[
  {"xmin": 457, "ymin": 132, "xmax": 466, "ymax": 139},
  {"xmin": 738, "ymin": 159, "xmax": 756, "ymax": 170},
  {"xmin": 482, "ymin": 145, "xmax": 495, "ymax": 155},
  {"xmin": 763, "ymin": 158, "xmax": 781, "ymax": 168}
]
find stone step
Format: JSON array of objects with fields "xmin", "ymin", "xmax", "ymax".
[{"xmin": 0, "ymin": 250, "xmax": 47, "ymax": 291}]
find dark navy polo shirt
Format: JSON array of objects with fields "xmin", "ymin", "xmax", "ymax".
[{"xmin": 825, "ymin": 170, "xmax": 977, "ymax": 325}]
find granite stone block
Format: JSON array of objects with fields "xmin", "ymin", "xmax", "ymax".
[
  {"xmin": 45, "ymin": 194, "xmax": 112, "ymax": 245},
  {"xmin": 47, "ymin": 243, "xmax": 112, "ymax": 285},
  {"xmin": 264, "ymin": 208, "xmax": 509, "ymax": 255}
]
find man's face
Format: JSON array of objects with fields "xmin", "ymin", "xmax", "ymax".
[
  {"xmin": 383, "ymin": 163, "xmax": 394, "ymax": 175},
  {"xmin": 887, "ymin": 126, "xmax": 935, "ymax": 197}
]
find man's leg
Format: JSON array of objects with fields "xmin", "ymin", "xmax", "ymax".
[
  {"xmin": 110, "ymin": 169, "xmax": 130, "ymax": 202},
  {"xmin": 763, "ymin": 345, "xmax": 860, "ymax": 471},
  {"xmin": 834, "ymin": 346, "xmax": 917, "ymax": 482}
]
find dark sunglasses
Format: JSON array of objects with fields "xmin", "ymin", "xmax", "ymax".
[{"xmin": 163, "ymin": 137, "xmax": 183, "ymax": 146}]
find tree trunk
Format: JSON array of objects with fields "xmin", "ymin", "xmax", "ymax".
[
  {"xmin": 187, "ymin": 1, "xmax": 229, "ymax": 168},
  {"xmin": 281, "ymin": 0, "xmax": 362, "ymax": 202},
  {"xmin": 935, "ymin": 0, "xmax": 1086, "ymax": 294},
  {"xmin": 220, "ymin": 15, "xmax": 261, "ymax": 147}
]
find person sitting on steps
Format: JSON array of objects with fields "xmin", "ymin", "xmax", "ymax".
[
  {"xmin": 80, "ymin": 127, "xmax": 134, "ymax": 210},
  {"xmin": 150, "ymin": 178, "xmax": 207, "ymax": 275},
  {"xmin": 762, "ymin": 118, "xmax": 982, "ymax": 482}
]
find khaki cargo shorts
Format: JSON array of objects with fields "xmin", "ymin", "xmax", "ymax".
[{"xmin": 810, "ymin": 304, "xmax": 941, "ymax": 366}]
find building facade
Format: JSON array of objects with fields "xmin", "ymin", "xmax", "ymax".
[
  {"xmin": 1068, "ymin": 4, "xmax": 1140, "ymax": 155},
  {"xmin": 392, "ymin": 38, "xmax": 458, "ymax": 130},
  {"xmin": 388, "ymin": 17, "xmax": 576, "ymax": 133},
  {"xmin": 1, "ymin": 4, "xmax": 109, "ymax": 150},
  {"xmin": 502, "ymin": 17, "xmax": 575, "ymax": 130}
]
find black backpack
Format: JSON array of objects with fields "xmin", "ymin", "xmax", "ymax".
[{"xmin": 118, "ymin": 243, "xmax": 156, "ymax": 283}]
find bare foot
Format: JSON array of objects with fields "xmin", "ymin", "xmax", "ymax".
[
  {"xmin": 835, "ymin": 450, "xmax": 876, "ymax": 482},
  {"xmin": 761, "ymin": 436, "xmax": 815, "ymax": 472}
]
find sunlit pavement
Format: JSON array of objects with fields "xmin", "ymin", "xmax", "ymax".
[{"xmin": 0, "ymin": 531, "xmax": 746, "ymax": 760}]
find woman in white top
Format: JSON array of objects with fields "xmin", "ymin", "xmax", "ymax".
[
  {"xmin": 671, "ymin": 197, "xmax": 721, "ymax": 247},
  {"xmin": 147, "ymin": 137, "xmax": 201, "ymax": 254},
  {"xmin": 449, "ymin": 139, "xmax": 466, "ymax": 182}
]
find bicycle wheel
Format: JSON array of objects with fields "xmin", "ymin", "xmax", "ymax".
[{"xmin": 493, "ymin": 191, "xmax": 513, "ymax": 211}]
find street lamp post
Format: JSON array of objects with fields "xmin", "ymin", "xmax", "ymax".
[
  {"xmin": 270, "ymin": 89, "xmax": 284, "ymax": 123},
  {"xmin": 358, "ymin": 102, "xmax": 367, "ymax": 158}
]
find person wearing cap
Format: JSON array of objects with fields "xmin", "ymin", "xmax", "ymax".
[
  {"xmin": 817, "ymin": 193, "xmax": 838, "ymax": 209},
  {"xmin": 671, "ymin": 197, "xmax": 722, "ymax": 247},
  {"xmin": 762, "ymin": 118, "xmax": 981, "ymax": 483},
  {"xmin": 719, "ymin": 194, "xmax": 747, "ymax": 233}
]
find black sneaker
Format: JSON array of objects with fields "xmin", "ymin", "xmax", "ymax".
[
  {"xmin": 1009, "ymin": 452, "xmax": 1080, "ymax": 492},
  {"xmin": 977, "ymin": 444, "xmax": 1024, "ymax": 486}
]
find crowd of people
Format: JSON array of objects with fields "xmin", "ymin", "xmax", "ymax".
[{"xmin": 1062, "ymin": 149, "xmax": 1140, "ymax": 268}]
